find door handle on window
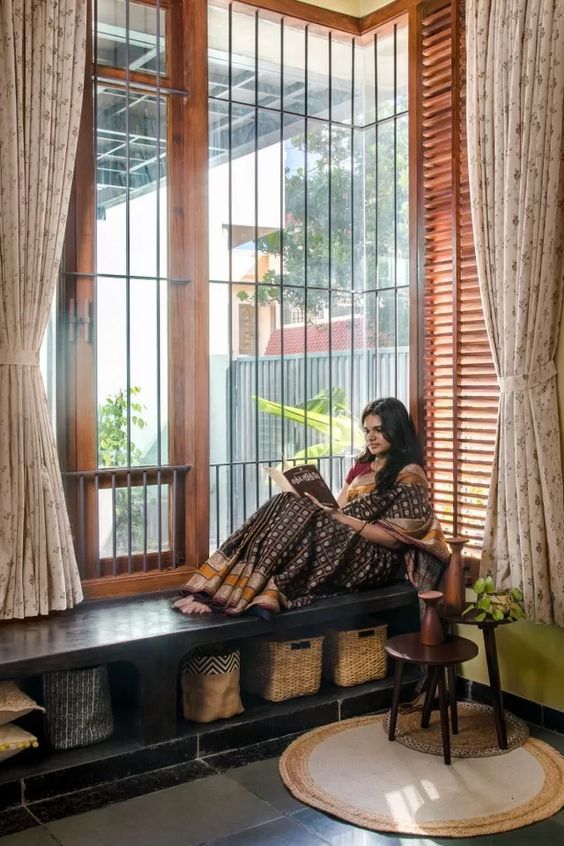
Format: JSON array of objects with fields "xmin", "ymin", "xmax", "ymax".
[{"xmin": 69, "ymin": 298, "xmax": 92, "ymax": 344}]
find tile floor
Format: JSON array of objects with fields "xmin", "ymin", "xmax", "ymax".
[{"xmin": 0, "ymin": 725, "xmax": 562, "ymax": 846}]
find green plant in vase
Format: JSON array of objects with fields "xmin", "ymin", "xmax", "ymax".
[{"xmin": 463, "ymin": 573, "xmax": 526, "ymax": 623}]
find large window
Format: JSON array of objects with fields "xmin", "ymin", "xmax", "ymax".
[
  {"xmin": 60, "ymin": 0, "xmax": 206, "ymax": 592},
  {"xmin": 208, "ymin": 1, "xmax": 410, "ymax": 544},
  {"xmin": 56, "ymin": 0, "xmax": 496, "ymax": 596}
]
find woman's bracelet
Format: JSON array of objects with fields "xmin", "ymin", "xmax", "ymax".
[{"xmin": 356, "ymin": 520, "xmax": 368, "ymax": 535}]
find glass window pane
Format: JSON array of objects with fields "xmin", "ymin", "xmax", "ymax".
[
  {"xmin": 331, "ymin": 36, "xmax": 353, "ymax": 124},
  {"xmin": 355, "ymin": 35, "xmax": 375, "ymax": 127},
  {"xmin": 283, "ymin": 114, "xmax": 306, "ymax": 287},
  {"xmin": 258, "ymin": 14, "xmax": 281, "ymax": 110},
  {"xmin": 377, "ymin": 30, "xmax": 395, "ymax": 121},
  {"xmin": 209, "ymin": 101, "xmax": 230, "ymax": 281},
  {"xmin": 330, "ymin": 125, "xmax": 352, "ymax": 289},
  {"xmin": 96, "ymin": 88, "xmax": 167, "ymax": 280},
  {"xmin": 352, "ymin": 127, "xmax": 366, "ymax": 291},
  {"xmin": 231, "ymin": 6, "xmax": 256, "ymax": 106},
  {"xmin": 307, "ymin": 119, "xmax": 329, "ymax": 288},
  {"xmin": 284, "ymin": 22, "xmax": 306, "ymax": 115},
  {"xmin": 97, "ymin": 276, "xmax": 128, "ymax": 467},
  {"xmin": 377, "ymin": 288, "xmax": 397, "ymax": 396},
  {"xmin": 307, "ymin": 28, "xmax": 329, "ymax": 120},
  {"xmin": 257, "ymin": 109, "xmax": 282, "ymax": 283},
  {"xmin": 231, "ymin": 105, "xmax": 256, "ymax": 283},
  {"xmin": 209, "ymin": 1, "xmax": 230, "ymax": 99},
  {"xmin": 96, "ymin": 0, "xmax": 167, "ymax": 76},
  {"xmin": 396, "ymin": 24, "xmax": 408, "ymax": 113},
  {"xmin": 96, "ymin": 86, "xmax": 127, "ymax": 276},
  {"xmin": 129, "ymin": 94, "xmax": 167, "ymax": 279},
  {"xmin": 377, "ymin": 120, "xmax": 395, "ymax": 287},
  {"xmin": 397, "ymin": 287, "xmax": 409, "ymax": 407},
  {"xmin": 396, "ymin": 114, "xmax": 409, "ymax": 276}
]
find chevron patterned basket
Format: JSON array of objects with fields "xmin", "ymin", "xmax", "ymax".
[
  {"xmin": 180, "ymin": 644, "xmax": 244, "ymax": 723},
  {"xmin": 242, "ymin": 632, "xmax": 324, "ymax": 702},
  {"xmin": 181, "ymin": 646, "xmax": 240, "ymax": 676},
  {"xmin": 322, "ymin": 620, "xmax": 387, "ymax": 687}
]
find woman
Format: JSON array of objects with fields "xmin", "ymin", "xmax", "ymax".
[{"xmin": 174, "ymin": 398, "xmax": 449, "ymax": 617}]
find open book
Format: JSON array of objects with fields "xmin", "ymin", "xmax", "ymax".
[{"xmin": 263, "ymin": 463, "xmax": 338, "ymax": 509}]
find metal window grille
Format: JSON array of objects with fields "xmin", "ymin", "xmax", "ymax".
[{"xmin": 208, "ymin": 3, "xmax": 410, "ymax": 547}]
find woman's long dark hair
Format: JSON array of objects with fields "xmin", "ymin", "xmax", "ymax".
[{"xmin": 358, "ymin": 398, "xmax": 424, "ymax": 493}]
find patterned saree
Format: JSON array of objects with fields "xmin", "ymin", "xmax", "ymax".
[{"xmin": 182, "ymin": 463, "xmax": 449, "ymax": 616}]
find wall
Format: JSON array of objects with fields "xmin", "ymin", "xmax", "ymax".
[{"xmin": 456, "ymin": 254, "xmax": 564, "ymax": 713}]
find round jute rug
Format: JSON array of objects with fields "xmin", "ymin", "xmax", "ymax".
[
  {"xmin": 383, "ymin": 701, "xmax": 529, "ymax": 758},
  {"xmin": 279, "ymin": 714, "xmax": 564, "ymax": 837}
]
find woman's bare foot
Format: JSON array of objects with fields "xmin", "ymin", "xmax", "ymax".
[{"xmin": 173, "ymin": 595, "xmax": 213, "ymax": 615}]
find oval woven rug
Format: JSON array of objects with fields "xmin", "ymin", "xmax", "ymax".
[
  {"xmin": 279, "ymin": 714, "xmax": 564, "ymax": 837},
  {"xmin": 383, "ymin": 701, "xmax": 529, "ymax": 757}
]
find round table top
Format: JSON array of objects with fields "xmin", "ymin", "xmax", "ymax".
[
  {"xmin": 385, "ymin": 632, "xmax": 479, "ymax": 666},
  {"xmin": 444, "ymin": 610, "xmax": 513, "ymax": 628}
]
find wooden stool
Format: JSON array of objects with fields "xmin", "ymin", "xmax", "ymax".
[{"xmin": 385, "ymin": 633, "xmax": 479, "ymax": 765}]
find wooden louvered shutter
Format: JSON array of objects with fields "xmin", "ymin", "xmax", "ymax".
[{"xmin": 419, "ymin": 0, "xmax": 499, "ymax": 558}]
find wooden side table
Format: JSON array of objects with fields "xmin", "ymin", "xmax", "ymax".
[
  {"xmin": 385, "ymin": 633, "xmax": 479, "ymax": 765},
  {"xmin": 445, "ymin": 614, "xmax": 512, "ymax": 749}
]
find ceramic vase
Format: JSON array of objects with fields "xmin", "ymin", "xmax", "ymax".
[
  {"xmin": 443, "ymin": 536, "xmax": 467, "ymax": 617},
  {"xmin": 419, "ymin": 590, "xmax": 444, "ymax": 646}
]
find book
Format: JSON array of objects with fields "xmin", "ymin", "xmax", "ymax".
[{"xmin": 263, "ymin": 463, "xmax": 338, "ymax": 509}]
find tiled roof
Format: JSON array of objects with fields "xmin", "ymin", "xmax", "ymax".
[{"xmin": 264, "ymin": 317, "xmax": 365, "ymax": 355}]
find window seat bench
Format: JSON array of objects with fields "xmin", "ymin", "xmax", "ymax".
[{"xmin": 0, "ymin": 582, "xmax": 420, "ymax": 815}]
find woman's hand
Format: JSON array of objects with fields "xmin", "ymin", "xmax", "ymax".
[{"xmin": 304, "ymin": 492, "xmax": 339, "ymax": 513}]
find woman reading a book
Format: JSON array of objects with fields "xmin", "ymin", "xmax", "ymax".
[{"xmin": 174, "ymin": 397, "xmax": 449, "ymax": 617}]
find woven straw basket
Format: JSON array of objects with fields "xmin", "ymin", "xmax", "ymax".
[
  {"xmin": 323, "ymin": 620, "xmax": 387, "ymax": 686},
  {"xmin": 242, "ymin": 632, "xmax": 324, "ymax": 702}
]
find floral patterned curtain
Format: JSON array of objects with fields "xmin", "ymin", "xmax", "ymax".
[
  {"xmin": 466, "ymin": 0, "xmax": 564, "ymax": 624},
  {"xmin": 0, "ymin": 0, "xmax": 85, "ymax": 618}
]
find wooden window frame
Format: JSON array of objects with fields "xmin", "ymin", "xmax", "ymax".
[
  {"xmin": 62, "ymin": 0, "xmax": 209, "ymax": 597},
  {"xmin": 59, "ymin": 0, "xmax": 494, "ymax": 598}
]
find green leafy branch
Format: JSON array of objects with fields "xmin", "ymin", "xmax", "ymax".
[
  {"xmin": 255, "ymin": 387, "xmax": 364, "ymax": 461},
  {"xmin": 98, "ymin": 386, "xmax": 147, "ymax": 468},
  {"xmin": 463, "ymin": 572, "xmax": 526, "ymax": 623}
]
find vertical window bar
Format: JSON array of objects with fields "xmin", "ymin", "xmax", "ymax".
[
  {"xmin": 328, "ymin": 32, "xmax": 333, "ymax": 487},
  {"xmin": 95, "ymin": 473, "xmax": 101, "ymax": 577},
  {"xmin": 350, "ymin": 39, "xmax": 355, "ymax": 455},
  {"xmin": 156, "ymin": 1, "xmax": 162, "ymax": 468},
  {"xmin": 157, "ymin": 467, "xmax": 162, "ymax": 569},
  {"xmin": 143, "ymin": 470, "xmax": 148, "ymax": 571},
  {"xmin": 279, "ymin": 19, "xmax": 285, "ymax": 462},
  {"xmin": 373, "ymin": 31, "xmax": 379, "ymax": 401},
  {"xmin": 93, "ymin": 2, "xmax": 100, "ymax": 474},
  {"xmin": 125, "ymin": 0, "xmax": 132, "ymax": 468},
  {"xmin": 215, "ymin": 464, "xmax": 220, "ymax": 548},
  {"xmin": 227, "ymin": 4, "xmax": 234, "ymax": 532},
  {"xmin": 79, "ymin": 473, "xmax": 86, "ymax": 577},
  {"xmin": 127, "ymin": 470, "xmax": 132, "ymax": 573},
  {"xmin": 172, "ymin": 469, "xmax": 177, "ymax": 567},
  {"xmin": 393, "ymin": 24, "xmax": 398, "ymax": 396},
  {"xmin": 111, "ymin": 472, "xmax": 117, "ymax": 576},
  {"xmin": 242, "ymin": 462, "xmax": 247, "ymax": 517},
  {"xmin": 304, "ymin": 25, "xmax": 309, "ymax": 460},
  {"xmin": 254, "ymin": 10, "xmax": 260, "ymax": 510}
]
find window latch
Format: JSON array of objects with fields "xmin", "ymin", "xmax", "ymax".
[{"xmin": 69, "ymin": 298, "xmax": 93, "ymax": 344}]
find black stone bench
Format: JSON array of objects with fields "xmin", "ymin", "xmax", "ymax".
[{"xmin": 0, "ymin": 582, "xmax": 420, "ymax": 813}]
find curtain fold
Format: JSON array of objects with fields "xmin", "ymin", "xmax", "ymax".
[
  {"xmin": 466, "ymin": 0, "xmax": 564, "ymax": 624},
  {"xmin": 0, "ymin": 0, "xmax": 86, "ymax": 618}
]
